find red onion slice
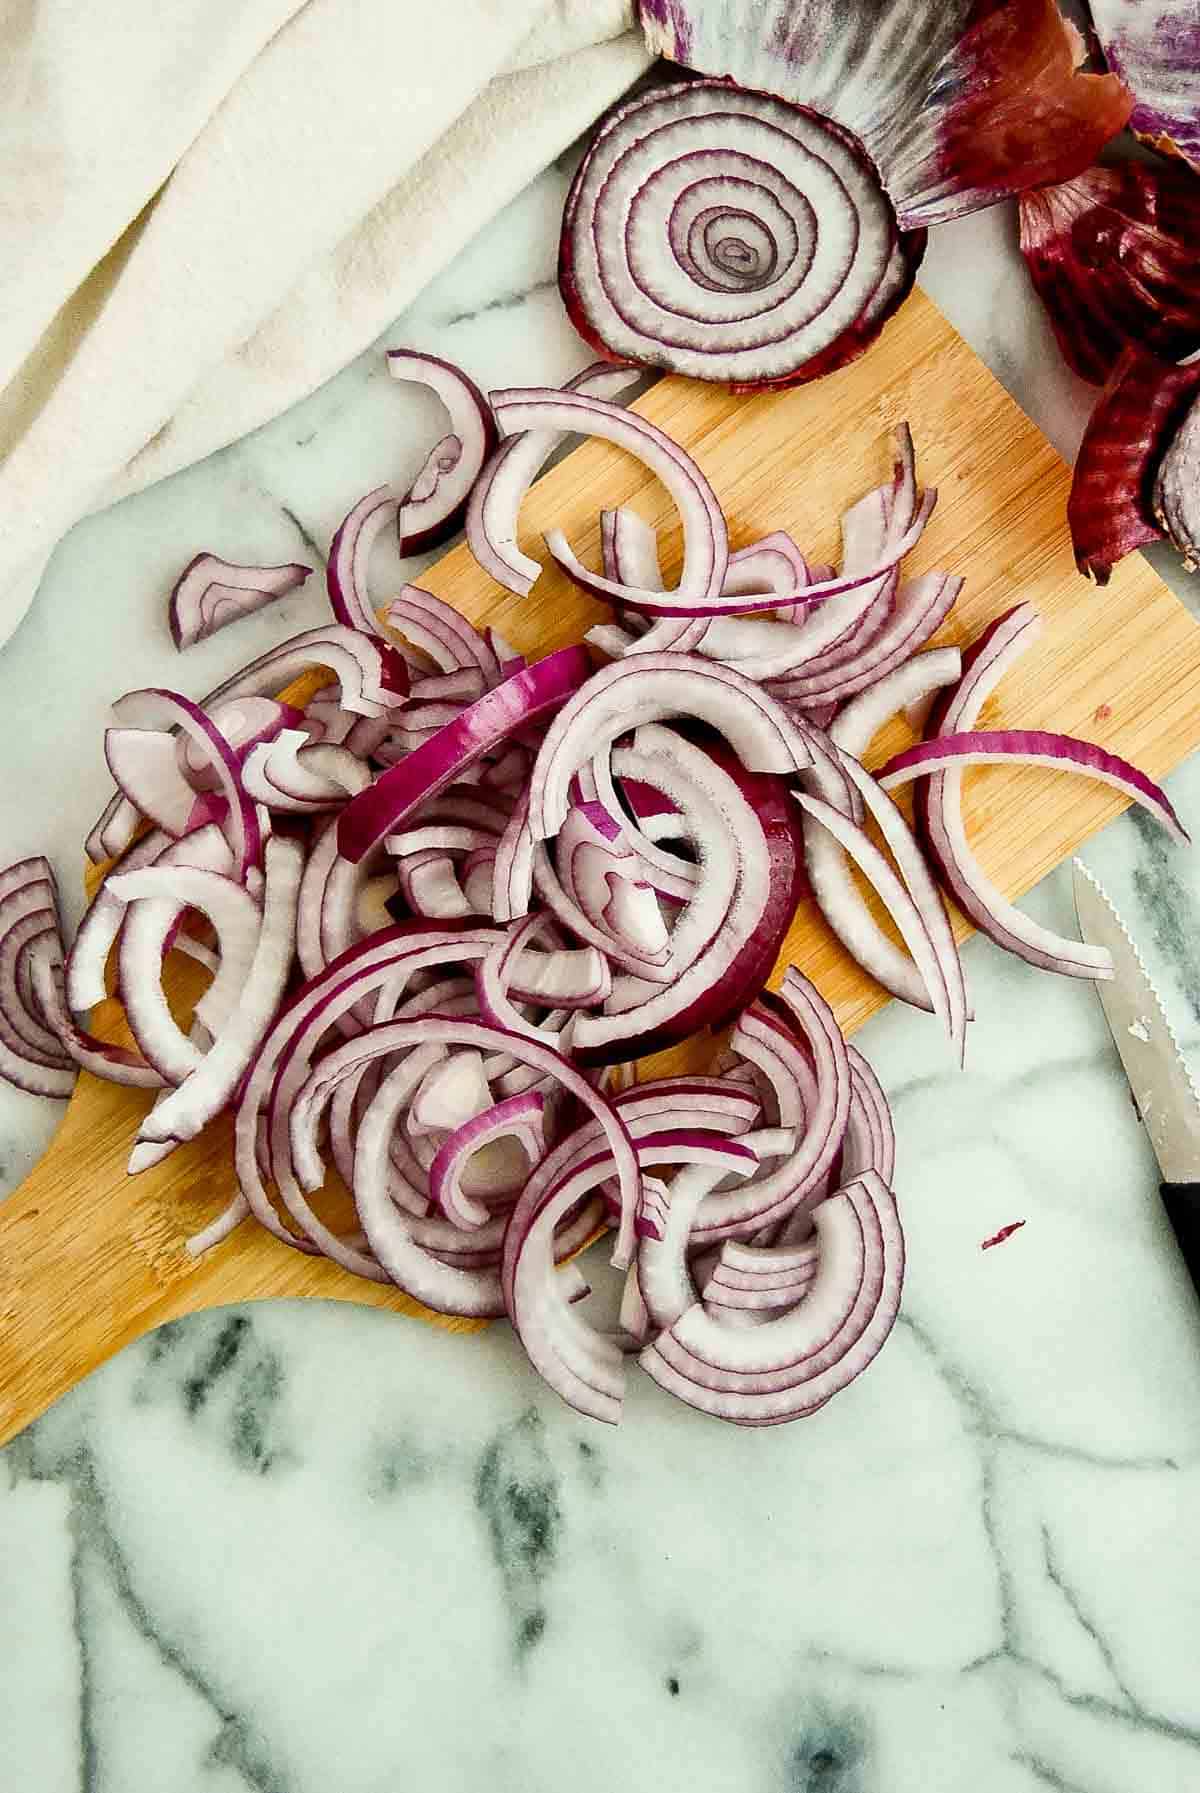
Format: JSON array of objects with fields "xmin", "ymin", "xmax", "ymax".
[
  {"xmin": 489, "ymin": 388, "xmax": 728, "ymax": 609},
  {"xmin": 642, "ymin": 1171, "xmax": 903, "ymax": 1424},
  {"xmin": 430, "ymin": 1090, "xmax": 546, "ymax": 1231},
  {"xmin": 383, "ymin": 587, "xmax": 502, "ymax": 688},
  {"xmin": 327, "ymin": 487, "xmax": 395, "ymax": 638},
  {"xmin": 914, "ymin": 607, "xmax": 1115, "ymax": 981},
  {"xmin": 111, "ymin": 690, "xmax": 262, "ymax": 878},
  {"xmin": 336, "ymin": 648, "xmax": 592, "ymax": 864},
  {"xmin": 129, "ymin": 836, "xmax": 303, "ymax": 1164},
  {"xmin": 199, "ymin": 624, "xmax": 410, "ymax": 718},
  {"xmin": 110, "ymin": 865, "xmax": 263, "ymax": 1085},
  {"xmin": 798, "ymin": 649, "xmax": 961, "ymax": 1014},
  {"xmin": 880, "ymin": 731, "xmax": 1189, "ymax": 845},
  {"xmin": 559, "ymin": 80, "xmax": 900, "ymax": 388},
  {"xmin": 465, "ymin": 361, "xmax": 640, "ymax": 598},
  {"xmin": 386, "ymin": 351, "xmax": 497, "ymax": 556},
  {"xmin": 526, "ymin": 654, "xmax": 813, "ymax": 844},
  {"xmin": 169, "ymin": 554, "xmax": 310, "ymax": 651}
]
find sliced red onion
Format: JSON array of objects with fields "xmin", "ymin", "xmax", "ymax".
[
  {"xmin": 554, "ymin": 802, "xmax": 672, "ymax": 964},
  {"xmin": 880, "ymin": 731, "xmax": 1189, "ymax": 845},
  {"xmin": 383, "ymin": 587, "xmax": 502, "ymax": 688},
  {"xmin": 180, "ymin": 698, "xmax": 301, "ymax": 790},
  {"xmin": 199, "ymin": 624, "xmax": 410, "ymax": 717},
  {"xmin": 326, "ymin": 487, "xmax": 395, "ymax": 637},
  {"xmin": 104, "ymin": 729, "xmax": 205, "ymax": 836},
  {"xmin": 913, "ymin": 607, "xmax": 1115, "ymax": 981},
  {"xmin": 639, "ymin": 0, "xmax": 1131, "ymax": 231},
  {"xmin": 129, "ymin": 835, "xmax": 303, "ymax": 1163},
  {"xmin": 558, "ymin": 80, "xmax": 900, "ymax": 388},
  {"xmin": 169, "ymin": 554, "xmax": 310, "ymax": 651},
  {"xmin": 690, "ymin": 979, "xmax": 850, "ymax": 1242},
  {"xmin": 0, "ymin": 863, "xmax": 77, "ymax": 1096},
  {"xmin": 793, "ymin": 782, "xmax": 957, "ymax": 1044},
  {"xmin": 85, "ymin": 791, "xmax": 142, "ymax": 865},
  {"xmin": 430, "ymin": 1091, "xmax": 546, "ymax": 1231},
  {"xmin": 110, "ymin": 864, "xmax": 263, "ymax": 1085},
  {"xmin": 1068, "ymin": 348, "xmax": 1200, "ymax": 582},
  {"xmin": 798, "ymin": 650, "xmax": 961, "ymax": 1014},
  {"xmin": 336, "ymin": 648, "xmax": 592, "ymax": 864},
  {"xmin": 526, "ymin": 655, "xmax": 813, "ymax": 845},
  {"xmin": 385, "ymin": 351, "xmax": 497, "ymax": 557},
  {"xmin": 241, "ymin": 733, "xmax": 370, "ymax": 813},
  {"xmin": 489, "ymin": 388, "xmax": 728, "ymax": 609},
  {"xmin": 770, "ymin": 572, "xmax": 961, "ymax": 702},
  {"xmin": 465, "ymin": 361, "xmax": 640, "ymax": 598},
  {"xmin": 641, "ymin": 1171, "xmax": 903, "ymax": 1424},
  {"xmin": 1019, "ymin": 162, "xmax": 1200, "ymax": 388}
]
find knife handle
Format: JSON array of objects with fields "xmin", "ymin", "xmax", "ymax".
[{"xmin": 1159, "ymin": 1184, "xmax": 1200, "ymax": 1297}]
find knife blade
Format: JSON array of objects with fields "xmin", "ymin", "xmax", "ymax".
[{"xmin": 1073, "ymin": 858, "xmax": 1200, "ymax": 1298}]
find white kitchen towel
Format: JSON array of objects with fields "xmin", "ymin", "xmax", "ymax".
[{"xmin": 0, "ymin": 1, "xmax": 651, "ymax": 650}]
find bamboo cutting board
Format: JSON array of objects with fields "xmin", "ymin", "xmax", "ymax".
[{"xmin": 4, "ymin": 287, "xmax": 1200, "ymax": 1448}]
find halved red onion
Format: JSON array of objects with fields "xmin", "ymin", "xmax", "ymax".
[
  {"xmin": 1153, "ymin": 388, "xmax": 1200, "ymax": 566},
  {"xmin": 386, "ymin": 351, "xmax": 497, "ymax": 556},
  {"xmin": 199, "ymin": 624, "xmax": 410, "ymax": 717},
  {"xmin": 558, "ymin": 80, "xmax": 901, "ymax": 389},
  {"xmin": 913, "ymin": 607, "xmax": 1115, "ymax": 981},
  {"xmin": 1019, "ymin": 162, "xmax": 1200, "ymax": 388},
  {"xmin": 336, "ymin": 648, "xmax": 592, "ymax": 864},
  {"xmin": 169, "ymin": 554, "xmax": 310, "ymax": 651},
  {"xmin": 880, "ymin": 730, "xmax": 1189, "ymax": 845},
  {"xmin": 465, "ymin": 361, "xmax": 640, "ymax": 598}
]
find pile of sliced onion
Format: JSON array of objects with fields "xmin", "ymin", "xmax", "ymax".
[{"xmin": 3, "ymin": 346, "xmax": 1187, "ymax": 1430}]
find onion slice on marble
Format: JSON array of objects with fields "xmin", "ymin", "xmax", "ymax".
[{"xmin": 169, "ymin": 554, "xmax": 311, "ymax": 651}]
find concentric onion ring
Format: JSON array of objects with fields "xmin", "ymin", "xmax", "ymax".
[{"xmin": 558, "ymin": 79, "xmax": 902, "ymax": 388}]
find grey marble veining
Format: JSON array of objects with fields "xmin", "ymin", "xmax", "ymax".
[{"xmin": 2, "ymin": 146, "xmax": 1200, "ymax": 1792}]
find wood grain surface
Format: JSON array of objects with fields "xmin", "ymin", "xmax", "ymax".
[{"xmin": 4, "ymin": 288, "xmax": 1200, "ymax": 1448}]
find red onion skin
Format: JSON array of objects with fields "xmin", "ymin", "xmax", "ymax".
[
  {"xmin": 1019, "ymin": 162, "xmax": 1200, "ymax": 388},
  {"xmin": 1068, "ymin": 347, "xmax": 1200, "ymax": 582}
]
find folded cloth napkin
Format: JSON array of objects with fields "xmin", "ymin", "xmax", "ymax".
[{"xmin": 0, "ymin": 0, "xmax": 651, "ymax": 650}]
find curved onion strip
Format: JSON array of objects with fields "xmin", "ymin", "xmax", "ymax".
[
  {"xmin": 465, "ymin": 362, "xmax": 640, "ymax": 598},
  {"xmin": 336, "ymin": 648, "xmax": 592, "ymax": 864},
  {"xmin": 489, "ymin": 388, "xmax": 728, "ymax": 608},
  {"xmin": 691, "ymin": 991, "xmax": 845, "ymax": 1241},
  {"xmin": 386, "ymin": 350, "xmax": 497, "ymax": 556},
  {"xmin": 915, "ymin": 607, "xmax": 1113, "ymax": 980},
  {"xmin": 129, "ymin": 837, "xmax": 303, "ymax": 1163},
  {"xmin": 327, "ymin": 487, "xmax": 395, "ymax": 637},
  {"xmin": 642, "ymin": 1172, "xmax": 903, "ymax": 1424},
  {"xmin": 170, "ymin": 554, "xmax": 310, "ymax": 651},
  {"xmin": 430, "ymin": 1090, "xmax": 546, "ymax": 1230},
  {"xmin": 111, "ymin": 866, "xmax": 263, "ymax": 1084},
  {"xmin": 798, "ymin": 649, "xmax": 961, "ymax": 1013},
  {"xmin": 384, "ymin": 586, "xmax": 502, "ymax": 688},
  {"xmin": 111, "ymin": 690, "xmax": 261, "ymax": 878},
  {"xmin": 200, "ymin": 624, "xmax": 409, "ymax": 717},
  {"xmin": 527, "ymin": 654, "xmax": 813, "ymax": 843},
  {"xmin": 879, "ymin": 731, "xmax": 1189, "ymax": 845}
]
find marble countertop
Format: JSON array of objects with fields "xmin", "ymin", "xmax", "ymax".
[{"xmin": 4, "ymin": 146, "xmax": 1200, "ymax": 1793}]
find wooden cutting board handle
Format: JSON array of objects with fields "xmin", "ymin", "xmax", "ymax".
[{"xmin": 0, "ymin": 1071, "xmax": 483, "ymax": 1449}]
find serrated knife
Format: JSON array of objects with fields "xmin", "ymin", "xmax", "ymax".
[{"xmin": 1073, "ymin": 858, "xmax": 1200, "ymax": 1297}]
